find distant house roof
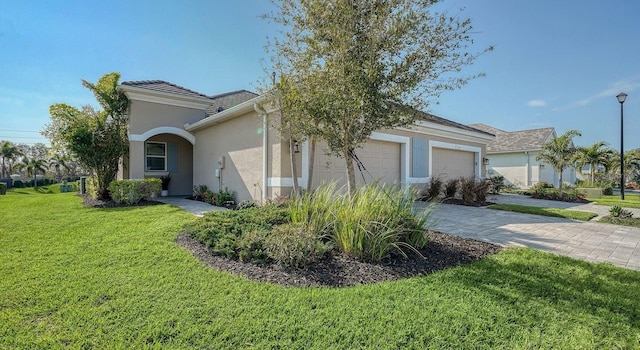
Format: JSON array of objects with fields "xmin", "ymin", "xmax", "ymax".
[
  {"xmin": 416, "ymin": 112, "xmax": 494, "ymax": 136},
  {"xmin": 121, "ymin": 80, "xmax": 258, "ymax": 116},
  {"xmin": 469, "ymin": 123, "xmax": 555, "ymax": 153}
]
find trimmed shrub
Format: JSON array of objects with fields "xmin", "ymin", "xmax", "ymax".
[
  {"xmin": 108, "ymin": 179, "xmax": 161, "ymax": 205},
  {"xmin": 264, "ymin": 222, "xmax": 333, "ymax": 267},
  {"xmin": 488, "ymin": 175, "xmax": 505, "ymax": 194},
  {"xmin": 0, "ymin": 182, "xmax": 6, "ymax": 195},
  {"xmin": 443, "ymin": 178, "xmax": 458, "ymax": 198},
  {"xmin": 192, "ymin": 184, "xmax": 209, "ymax": 201},
  {"xmin": 215, "ymin": 188, "xmax": 235, "ymax": 207},
  {"xmin": 236, "ymin": 199, "xmax": 258, "ymax": 210},
  {"xmin": 13, "ymin": 180, "xmax": 24, "ymax": 188},
  {"xmin": 204, "ymin": 190, "xmax": 215, "ymax": 205}
]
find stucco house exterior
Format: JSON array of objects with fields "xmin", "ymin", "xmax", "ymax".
[
  {"xmin": 118, "ymin": 80, "xmax": 494, "ymax": 203},
  {"xmin": 469, "ymin": 123, "xmax": 577, "ymax": 189}
]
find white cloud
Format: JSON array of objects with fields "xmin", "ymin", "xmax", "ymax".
[
  {"xmin": 555, "ymin": 77, "xmax": 640, "ymax": 111},
  {"xmin": 527, "ymin": 99, "xmax": 547, "ymax": 107}
]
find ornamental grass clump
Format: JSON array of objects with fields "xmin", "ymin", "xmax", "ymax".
[{"xmin": 290, "ymin": 183, "xmax": 432, "ymax": 262}]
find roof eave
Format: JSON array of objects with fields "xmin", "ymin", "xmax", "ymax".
[
  {"xmin": 185, "ymin": 95, "xmax": 266, "ymax": 132},
  {"xmin": 118, "ymin": 84, "xmax": 213, "ymax": 110}
]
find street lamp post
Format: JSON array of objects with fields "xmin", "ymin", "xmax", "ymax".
[{"xmin": 617, "ymin": 92, "xmax": 627, "ymax": 200}]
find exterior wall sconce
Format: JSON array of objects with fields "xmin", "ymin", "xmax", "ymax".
[
  {"xmin": 539, "ymin": 164, "xmax": 545, "ymax": 170},
  {"xmin": 482, "ymin": 157, "xmax": 490, "ymax": 165},
  {"xmin": 290, "ymin": 140, "xmax": 300, "ymax": 153}
]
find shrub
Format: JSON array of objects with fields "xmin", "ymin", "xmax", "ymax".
[
  {"xmin": 610, "ymin": 205, "xmax": 633, "ymax": 219},
  {"xmin": 184, "ymin": 205, "xmax": 291, "ymax": 263},
  {"xmin": 192, "ymin": 184, "xmax": 209, "ymax": 201},
  {"xmin": 108, "ymin": 179, "xmax": 161, "ymax": 205},
  {"xmin": 458, "ymin": 176, "xmax": 476, "ymax": 204},
  {"xmin": 264, "ymin": 222, "xmax": 333, "ymax": 267},
  {"xmin": 474, "ymin": 178, "xmax": 491, "ymax": 203},
  {"xmin": 236, "ymin": 200, "xmax": 258, "ymax": 210},
  {"xmin": 603, "ymin": 186, "xmax": 613, "ymax": 195},
  {"xmin": 204, "ymin": 190, "xmax": 215, "ymax": 205},
  {"xmin": 488, "ymin": 175, "xmax": 505, "ymax": 194},
  {"xmin": 0, "ymin": 182, "xmax": 6, "ymax": 195},
  {"xmin": 443, "ymin": 178, "xmax": 458, "ymax": 198},
  {"xmin": 13, "ymin": 180, "xmax": 24, "ymax": 188},
  {"xmin": 215, "ymin": 188, "xmax": 235, "ymax": 207},
  {"xmin": 417, "ymin": 177, "xmax": 443, "ymax": 201}
]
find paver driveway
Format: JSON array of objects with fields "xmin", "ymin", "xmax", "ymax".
[{"xmin": 420, "ymin": 194, "xmax": 640, "ymax": 271}]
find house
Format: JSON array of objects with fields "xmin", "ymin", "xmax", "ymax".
[
  {"xmin": 469, "ymin": 123, "xmax": 577, "ymax": 188},
  {"xmin": 118, "ymin": 80, "xmax": 495, "ymax": 202}
]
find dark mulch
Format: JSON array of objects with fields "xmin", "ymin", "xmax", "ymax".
[
  {"xmin": 441, "ymin": 198, "xmax": 495, "ymax": 207},
  {"xmin": 81, "ymin": 194, "xmax": 163, "ymax": 208},
  {"xmin": 176, "ymin": 231, "xmax": 502, "ymax": 288}
]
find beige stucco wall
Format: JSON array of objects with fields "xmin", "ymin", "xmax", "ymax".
[
  {"xmin": 486, "ymin": 151, "xmax": 576, "ymax": 188},
  {"xmin": 193, "ymin": 111, "xmax": 267, "ymax": 202},
  {"xmin": 128, "ymin": 100, "xmax": 206, "ymax": 135}
]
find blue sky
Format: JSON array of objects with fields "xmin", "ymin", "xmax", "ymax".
[{"xmin": 1, "ymin": 0, "xmax": 639, "ymax": 151}]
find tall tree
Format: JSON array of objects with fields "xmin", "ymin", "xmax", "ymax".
[
  {"xmin": 0, "ymin": 140, "xmax": 22, "ymax": 178},
  {"xmin": 264, "ymin": 0, "xmax": 489, "ymax": 193},
  {"xmin": 14, "ymin": 157, "xmax": 49, "ymax": 187},
  {"xmin": 536, "ymin": 130, "xmax": 581, "ymax": 197},
  {"xmin": 43, "ymin": 72, "xmax": 129, "ymax": 199},
  {"xmin": 573, "ymin": 141, "xmax": 615, "ymax": 184}
]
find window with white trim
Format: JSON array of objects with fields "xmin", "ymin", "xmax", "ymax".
[{"xmin": 145, "ymin": 142, "xmax": 167, "ymax": 171}]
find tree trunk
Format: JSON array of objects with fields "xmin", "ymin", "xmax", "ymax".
[
  {"xmin": 289, "ymin": 137, "xmax": 299, "ymax": 196},
  {"xmin": 344, "ymin": 147, "xmax": 357, "ymax": 195},
  {"xmin": 1, "ymin": 158, "xmax": 5, "ymax": 178},
  {"xmin": 558, "ymin": 169, "xmax": 564, "ymax": 198},
  {"xmin": 590, "ymin": 164, "xmax": 595, "ymax": 184},
  {"xmin": 306, "ymin": 137, "xmax": 316, "ymax": 192}
]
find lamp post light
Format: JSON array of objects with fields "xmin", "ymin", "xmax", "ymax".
[{"xmin": 617, "ymin": 92, "xmax": 627, "ymax": 200}]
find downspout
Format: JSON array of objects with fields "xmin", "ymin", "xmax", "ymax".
[
  {"xmin": 524, "ymin": 151, "xmax": 530, "ymax": 187},
  {"xmin": 254, "ymin": 102, "xmax": 268, "ymax": 204}
]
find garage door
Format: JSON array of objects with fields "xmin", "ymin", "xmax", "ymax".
[
  {"xmin": 431, "ymin": 147, "xmax": 475, "ymax": 180},
  {"xmin": 313, "ymin": 140, "xmax": 401, "ymax": 188}
]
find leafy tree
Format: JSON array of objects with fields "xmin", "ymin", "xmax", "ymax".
[
  {"xmin": 0, "ymin": 140, "xmax": 22, "ymax": 178},
  {"xmin": 536, "ymin": 130, "xmax": 581, "ymax": 198},
  {"xmin": 14, "ymin": 157, "xmax": 49, "ymax": 187},
  {"xmin": 43, "ymin": 72, "xmax": 129, "ymax": 199},
  {"xmin": 573, "ymin": 141, "xmax": 615, "ymax": 184},
  {"xmin": 607, "ymin": 149, "xmax": 640, "ymax": 186},
  {"xmin": 264, "ymin": 0, "xmax": 489, "ymax": 193}
]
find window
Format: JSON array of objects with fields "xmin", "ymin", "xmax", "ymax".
[{"xmin": 145, "ymin": 142, "xmax": 166, "ymax": 171}]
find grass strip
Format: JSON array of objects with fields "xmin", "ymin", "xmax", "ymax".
[
  {"xmin": 488, "ymin": 204, "xmax": 598, "ymax": 221},
  {"xmin": 587, "ymin": 195, "xmax": 640, "ymax": 209}
]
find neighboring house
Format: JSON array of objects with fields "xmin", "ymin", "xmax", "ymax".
[
  {"xmin": 469, "ymin": 123, "xmax": 577, "ymax": 188},
  {"xmin": 118, "ymin": 80, "xmax": 494, "ymax": 203}
]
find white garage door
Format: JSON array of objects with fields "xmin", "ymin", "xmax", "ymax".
[
  {"xmin": 431, "ymin": 148, "xmax": 475, "ymax": 180},
  {"xmin": 314, "ymin": 140, "xmax": 401, "ymax": 187}
]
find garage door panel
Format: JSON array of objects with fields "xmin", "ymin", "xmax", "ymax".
[
  {"xmin": 432, "ymin": 148, "xmax": 475, "ymax": 180},
  {"xmin": 313, "ymin": 140, "xmax": 400, "ymax": 188}
]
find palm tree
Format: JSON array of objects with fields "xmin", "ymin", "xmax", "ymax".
[
  {"xmin": 15, "ymin": 157, "xmax": 49, "ymax": 187},
  {"xmin": 608, "ymin": 149, "xmax": 640, "ymax": 187},
  {"xmin": 48, "ymin": 153, "xmax": 71, "ymax": 182},
  {"xmin": 536, "ymin": 129, "xmax": 581, "ymax": 198},
  {"xmin": 573, "ymin": 141, "xmax": 615, "ymax": 184},
  {"xmin": 0, "ymin": 140, "xmax": 22, "ymax": 178}
]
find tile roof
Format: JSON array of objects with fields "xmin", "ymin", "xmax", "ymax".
[
  {"xmin": 121, "ymin": 80, "xmax": 211, "ymax": 99},
  {"xmin": 469, "ymin": 123, "xmax": 555, "ymax": 152},
  {"xmin": 417, "ymin": 112, "xmax": 495, "ymax": 136},
  {"xmin": 206, "ymin": 90, "xmax": 259, "ymax": 115}
]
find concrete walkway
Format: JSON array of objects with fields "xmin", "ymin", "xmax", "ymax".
[
  {"xmin": 420, "ymin": 194, "xmax": 640, "ymax": 271},
  {"xmin": 156, "ymin": 196, "xmax": 226, "ymax": 216}
]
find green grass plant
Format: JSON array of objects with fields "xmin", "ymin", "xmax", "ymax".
[
  {"xmin": 588, "ymin": 194, "xmax": 640, "ymax": 208},
  {"xmin": 1, "ymin": 190, "xmax": 640, "ymax": 348},
  {"xmin": 599, "ymin": 216, "xmax": 640, "ymax": 228},
  {"xmin": 488, "ymin": 204, "xmax": 598, "ymax": 221}
]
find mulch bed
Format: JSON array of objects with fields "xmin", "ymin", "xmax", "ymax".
[
  {"xmin": 440, "ymin": 198, "xmax": 495, "ymax": 207},
  {"xmin": 176, "ymin": 231, "xmax": 502, "ymax": 288}
]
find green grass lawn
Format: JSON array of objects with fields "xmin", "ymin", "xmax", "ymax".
[
  {"xmin": 487, "ymin": 204, "xmax": 598, "ymax": 221},
  {"xmin": 588, "ymin": 194, "xmax": 640, "ymax": 209},
  {"xmin": 1, "ymin": 188, "xmax": 639, "ymax": 348},
  {"xmin": 599, "ymin": 216, "xmax": 640, "ymax": 228}
]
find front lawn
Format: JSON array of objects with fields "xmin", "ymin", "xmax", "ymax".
[
  {"xmin": 588, "ymin": 194, "xmax": 640, "ymax": 208},
  {"xmin": 1, "ymin": 189, "xmax": 639, "ymax": 348},
  {"xmin": 487, "ymin": 203, "xmax": 598, "ymax": 221},
  {"xmin": 599, "ymin": 216, "xmax": 640, "ymax": 228}
]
